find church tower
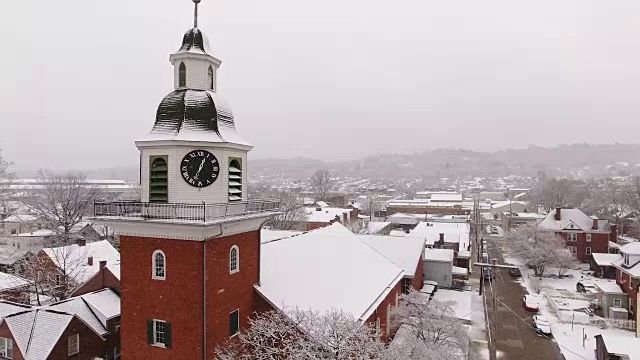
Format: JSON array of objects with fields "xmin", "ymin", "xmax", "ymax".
[{"xmin": 94, "ymin": 1, "xmax": 278, "ymax": 358}]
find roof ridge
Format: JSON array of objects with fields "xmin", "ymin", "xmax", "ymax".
[
  {"xmin": 79, "ymin": 297, "xmax": 108, "ymax": 333},
  {"xmin": 23, "ymin": 309, "xmax": 40, "ymax": 357}
]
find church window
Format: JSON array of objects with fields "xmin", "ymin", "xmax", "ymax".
[
  {"xmin": 228, "ymin": 159, "xmax": 242, "ymax": 202},
  {"xmin": 208, "ymin": 65, "xmax": 214, "ymax": 90},
  {"xmin": 229, "ymin": 245, "xmax": 239, "ymax": 273},
  {"xmin": 152, "ymin": 250, "xmax": 166, "ymax": 280},
  {"xmin": 149, "ymin": 156, "xmax": 168, "ymax": 203},
  {"xmin": 179, "ymin": 62, "xmax": 186, "ymax": 87}
]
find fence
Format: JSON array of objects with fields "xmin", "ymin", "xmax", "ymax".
[
  {"xmin": 94, "ymin": 200, "xmax": 280, "ymax": 223},
  {"xmin": 546, "ymin": 293, "xmax": 637, "ymax": 331}
]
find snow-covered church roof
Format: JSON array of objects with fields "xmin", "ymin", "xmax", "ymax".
[
  {"xmin": 139, "ymin": 89, "xmax": 251, "ymax": 146},
  {"xmin": 256, "ymin": 223, "xmax": 404, "ymax": 322}
]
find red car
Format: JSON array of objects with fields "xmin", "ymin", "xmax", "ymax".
[{"xmin": 522, "ymin": 295, "xmax": 540, "ymax": 312}]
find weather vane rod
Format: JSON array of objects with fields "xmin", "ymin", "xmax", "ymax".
[{"xmin": 193, "ymin": 0, "xmax": 201, "ymax": 28}]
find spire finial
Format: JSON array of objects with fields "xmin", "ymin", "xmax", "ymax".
[{"xmin": 193, "ymin": 0, "xmax": 201, "ymax": 28}]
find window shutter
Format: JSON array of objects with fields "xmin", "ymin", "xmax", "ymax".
[
  {"xmin": 229, "ymin": 310, "xmax": 239, "ymax": 336},
  {"xmin": 165, "ymin": 322, "xmax": 172, "ymax": 348},
  {"xmin": 147, "ymin": 320, "xmax": 154, "ymax": 344}
]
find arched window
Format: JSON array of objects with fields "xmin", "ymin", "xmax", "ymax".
[
  {"xmin": 178, "ymin": 62, "xmax": 186, "ymax": 87},
  {"xmin": 229, "ymin": 245, "xmax": 239, "ymax": 274},
  {"xmin": 208, "ymin": 65, "xmax": 214, "ymax": 90},
  {"xmin": 152, "ymin": 250, "xmax": 166, "ymax": 280}
]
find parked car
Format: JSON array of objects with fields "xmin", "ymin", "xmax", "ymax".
[
  {"xmin": 532, "ymin": 315, "xmax": 552, "ymax": 335},
  {"xmin": 509, "ymin": 267, "xmax": 521, "ymax": 278},
  {"xmin": 522, "ymin": 295, "xmax": 540, "ymax": 312},
  {"xmin": 576, "ymin": 280, "xmax": 597, "ymax": 293}
]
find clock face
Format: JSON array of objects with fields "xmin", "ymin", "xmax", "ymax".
[{"xmin": 180, "ymin": 150, "xmax": 220, "ymax": 187}]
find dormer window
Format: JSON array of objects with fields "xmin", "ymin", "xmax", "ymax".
[
  {"xmin": 179, "ymin": 62, "xmax": 186, "ymax": 87},
  {"xmin": 208, "ymin": 66, "xmax": 214, "ymax": 90}
]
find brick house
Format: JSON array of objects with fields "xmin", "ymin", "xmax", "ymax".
[
  {"xmin": 612, "ymin": 242, "xmax": 640, "ymax": 320},
  {"xmin": 0, "ymin": 288, "xmax": 120, "ymax": 359},
  {"xmin": 0, "ymin": 272, "xmax": 30, "ymax": 304},
  {"xmin": 538, "ymin": 208, "xmax": 614, "ymax": 262}
]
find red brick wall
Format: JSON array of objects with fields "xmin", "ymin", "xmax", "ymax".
[
  {"xmin": 0, "ymin": 321, "xmax": 24, "ymax": 360},
  {"xmin": 0, "ymin": 286, "xmax": 30, "ymax": 304},
  {"xmin": 616, "ymin": 270, "xmax": 637, "ymax": 319},
  {"xmin": 48, "ymin": 316, "xmax": 106, "ymax": 360},
  {"xmin": 365, "ymin": 280, "xmax": 402, "ymax": 343},
  {"xmin": 120, "ymin": 236, "xmax": 205, "ymax": 360},
  {"xmin": 305, "ymin": 222, "xmax": 330, "ymax": 231},
  {"xmin": 205, "ymin": 230, "xmax": 260, "ymax": 359},
  {"xmin": 558, "ymin": 232, "xmax": 609, "ymax": 262},
  {"xmin": 121, "ymin": 230, "xmax": 261, "ymax": 360},
  {"xmin": 71, "ymin": 267, "xmax": 120, "ymax": 297},
  {"xmin": 386, "ymin": 206, "xmax": 470, "ymax": 216},
  {"xmin": 411, "ymin": 258, "xmax": 424, "ymax": 291}
]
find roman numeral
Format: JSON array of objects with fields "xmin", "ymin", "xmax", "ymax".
[
  {"xmin": 213, "ymin": 166, "xmax": 219, "ymax": 171},
  {"xmin": 183, "ymin": 172, "xmax": 189, "ymax": 178},
  {"xmin": 181, "ymin": 166, "xmax": 187, "ymax": 172},
  {"xmin": 198, "ymin": 181, "xmax": 203, "ymax": 186},
  {"xmin": 197, "ymin": 151, "xmax": 204, "ymax": 157}
]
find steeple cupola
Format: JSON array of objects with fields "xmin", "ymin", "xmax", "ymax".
[{"xmin": 169, "ymin": 0, "xmax": 221, "ymax": 91}]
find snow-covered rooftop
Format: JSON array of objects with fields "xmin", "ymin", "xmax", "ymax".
[
  {"xmin": 539, "ymin": 208, "xmax": 609, "ymax": 232},
  {"xmin": 619, "ymin": 242, "xmax": 640, "ymax": 255},
  {"xmin": 599, "ymin": 334, "xmax": 640, "ymax": 360},
  {"xmin": 257, "ymin": 223, "xmax": 404, "ymax": 322},
  {"xmin": 424, "ymin": 248, "xmax": 454, "ymax": 262},
  {"xmin": 42, "ymin": 239, "xmax": 119, "ymax": 284},
  {"xmin": 0, "ymin": 272, "xmax": 29, "ymax": 290},
  {"xmin": 358, "ymin": 235, "xmax": 425, "ymax": 277},
  {"xmin": 591, "ymin": 253, "xmax": 622, "ymax": 267},
  {"xmin": 304, "ymin": 207, "xmax": 352, "ymax": 223},
  {"xmin": 260, "ymin": 229, "xmax": 303, "ymax": 244}
]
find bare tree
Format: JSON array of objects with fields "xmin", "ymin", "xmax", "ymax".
[
  {"xmin": 532, "ymin": 178, "xmax": 586, "ymax": 213},
  {"xmin": 552, "ymin": 248, "xmax": 577, "ymax": 277},
  {"xmin": 503, "ymin": 224, "xmax": 571, "ymax": 277},
  {"xmin": 310, "ymin": 169, "xmax": 332, "ymax": 201},
  {"xmin": 216, "ymin": 308, "xmax": 393, "ymax": 360},
  {"xmin": 25, "ymin": 170, "xmax": 102, "ymax": 242},
  {"xmin": 265, "ymin": 191, "xmax": 306, "ymax": 230},
  {"xmin": 0, "ymin": 147, "xmax": 15, "ymax": 201},
  {"xmin": 391, "ymin": 290, "xmax": 472, "ymax": 360}
]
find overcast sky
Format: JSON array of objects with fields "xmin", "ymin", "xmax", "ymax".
[{"xmin": 1, "ymin": 0, "xmax": 640, "ymax": 171}]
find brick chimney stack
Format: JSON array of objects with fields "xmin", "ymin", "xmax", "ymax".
[
  {"xmin": 87, "ymin": 256, "xmax": 93, "ymax": 266},
  {"xmin": 76, "ymin": 238, "xmax": 86, "ymax": 247},
  {"xmin": 592, "ymin": 218, "xmax": 599, "ymax": 230},
  {"xmin": 610, "ymin": 224, "xmax": 618, "ymax": 243},
  {"xmin": 439, "ymin": 233, "xmax": 445, "ymax": 243},
  {"xmin": 100, "ymin": 260, "xmax": 107, "ymax": 288},
  {"xmin": 555, "ymin": 207, "xmax": 561, "ymax": 221}
]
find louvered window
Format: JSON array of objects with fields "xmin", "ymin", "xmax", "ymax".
[
  {"xmin": 208, "ymin": 65, "xmax": 214, "ymax": 90},
  {"xmin": 229, "ymin": 159, "xmax": 242, "ymax": 202},
  {"xmin": 150, "ymin": 156, "xmax": 168, "ymax": 203}
]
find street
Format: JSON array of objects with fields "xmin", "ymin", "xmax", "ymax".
[{"xmin": 479, "ymin": 232, "xmax": 565, "ymax": 360}]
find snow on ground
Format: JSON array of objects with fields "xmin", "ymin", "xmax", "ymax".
[
  {"xmin": 469, "ymin": 279, "xmax": 490, "ymax": 360},
  {"xmin": 518, "ymin": 266, "xmax": 636, "ymax": 360}
]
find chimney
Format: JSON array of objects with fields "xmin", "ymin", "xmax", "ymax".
[
  {"xmin": 592, "ymin": 218, "xmax": 599, "ymax": 230},
  {"xmin": 87, "ymin": 256, "xmax": 93, "ymax": 266},
  {"xmin": 76, "ymin": 238, "xmax": 86, "ymax": 247},
  {"xmin": 555, "ymin": 207, "xmax": 561, "ymax": 221},
  {"xmin": 100, "ymin": 260, "xmax": 107, "ymax": 288},
  {"xmin": 439, "ymin": 233, "xmax": 445, "ymax": 243},
  {"xmin": 610, "ymin": 224, "xmax": 618, "ymax": 243}
]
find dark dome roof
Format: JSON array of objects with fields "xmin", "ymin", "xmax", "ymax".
[
  {"xmin": 177, "ymin": 28, "xmax": 211, "ymax": 55},
  {"xmin": 152, "ymin": 89, "xmax": 234, "ymax": 135}
]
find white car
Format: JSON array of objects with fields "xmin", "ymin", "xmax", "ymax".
[{"xmin": 533, "ymin": 315, "xmax": 552, "ymax": 335}]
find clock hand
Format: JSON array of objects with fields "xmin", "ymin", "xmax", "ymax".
[{"xmin": 194, "ymin": 158, "xmax": 206, "ymax": 179}]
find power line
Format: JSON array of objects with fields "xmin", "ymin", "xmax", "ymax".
[{"xmin": 495, "ymin": 299, "xmax": 588, "ymax": 360}]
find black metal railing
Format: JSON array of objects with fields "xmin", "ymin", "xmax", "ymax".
[{"xmin": 93, "ymin": 200, "xmax": 280, "ymax": 223}]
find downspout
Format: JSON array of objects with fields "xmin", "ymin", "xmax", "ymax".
[{"xmin": 203, "ymin": 224, "xmax": 223, "ymax": 360}]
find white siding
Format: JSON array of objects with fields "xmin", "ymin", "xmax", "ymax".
[
  {"xmin": 173, "ymin": 58, "xmax": 218, "ymax": 91},
  {"xmin": 140, "ymin": 145, "xmax": 247, "ymax": 204}
]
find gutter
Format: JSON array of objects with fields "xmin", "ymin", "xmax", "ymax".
[
  {"xmin": 359, "ymin": 270, "xmax": 405, "ymax": 322},
  {"xmin": 203, "ymin": 224, "xmax": 223, "ymax": 360}
]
